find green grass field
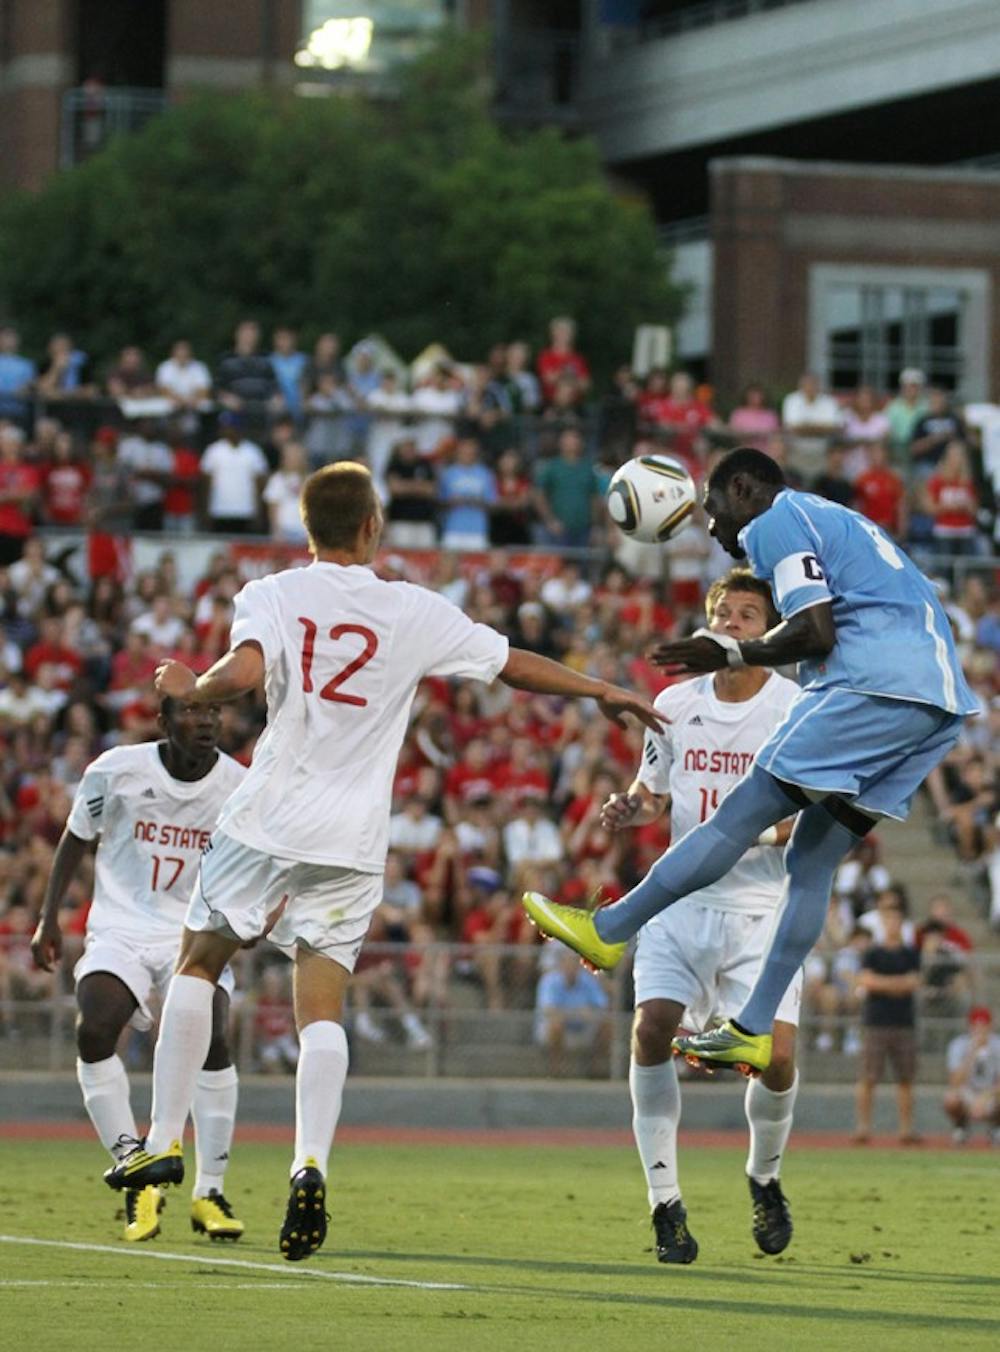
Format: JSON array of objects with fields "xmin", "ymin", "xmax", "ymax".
[{"xmin": 1, "ymin": 1137, "xmax": 997, "ymax": 1351}]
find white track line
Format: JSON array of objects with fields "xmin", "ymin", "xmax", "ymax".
[
  {"xmin": 0, "ymin": 1235, "xmax": 471, "ymax": 1292},
  {"xmin": 2, "ymin": 1280, "xmax": 324, "ymax": 1291}
]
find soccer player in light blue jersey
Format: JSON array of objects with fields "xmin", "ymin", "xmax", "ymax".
[{"xmin": 523, "ymin": 446, "xmax": 979, "ymax": 1074}]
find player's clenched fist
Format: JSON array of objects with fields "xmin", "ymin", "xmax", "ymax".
[
  {"xmin": 600, "ymin": 792, "xmax": 642, "ymax": 832},
  {"xmin": 155, "ymin": 659, "xmax": 197, "ymax": 701},
  {"xmin": 30, "ymin": 917, "xmax": 62, "ymax": 972}
]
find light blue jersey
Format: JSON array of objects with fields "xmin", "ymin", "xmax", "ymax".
[{"xmin": 740, "ymin": 490, "xmax": 978, "ymax": 717}]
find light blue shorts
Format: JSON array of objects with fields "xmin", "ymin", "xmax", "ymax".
[{"xmin": 756, "ymin": 687, "xmax": 964, "ymax": 821}]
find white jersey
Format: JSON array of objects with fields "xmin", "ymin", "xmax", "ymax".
[
  {"xmin": 946, "ymin": 1033, "xmax": 1000, "ymax": 1094},
  {"xmin": 638, "ymin": 671, "xmax": 799, "ymax": 914},
  {"xmin": 217, "ymin": 561, "xmax": 509, "ymax": 870},
  {"xmin": 67, "ymin": 742, "xmax": 246, "ymax": 945}
]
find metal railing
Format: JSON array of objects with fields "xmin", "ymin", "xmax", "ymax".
[
  {"xmin": 60, "ymin": 86, "xmax": 168, "ymax": 170},
  {"xmin": 620, "ymin": 0, "xmax": 821, "ymax": 44},
  {"xmin": 2, "ymin": 939, "xmax": 998, "ymax": 1084}
]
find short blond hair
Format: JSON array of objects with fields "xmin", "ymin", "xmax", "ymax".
[{"xmin": 300, "ymin": 462, "xmax": 378, "ymax": 551}]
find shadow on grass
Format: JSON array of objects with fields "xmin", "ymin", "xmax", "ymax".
[{"xmin": 333, "ymin": 1248, "xmax": 1000, "ymax": 1331}]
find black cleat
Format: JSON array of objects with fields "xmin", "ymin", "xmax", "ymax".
[
  {"xmin": 652, "ymin": 1198, "xmax": 699, "ymax": 1264},
  {"xmin": 749, "ymin": 1176, "xmax": 793, "ymax": 1254},
  {"xmin": 279, "ymin": 1163, "xmax": 328, "ymax": 1262},
  {"xmin": 104, "ymin": 1139, "xmax": 184, "ymax": 1192}
]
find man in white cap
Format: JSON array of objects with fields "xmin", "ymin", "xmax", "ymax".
[{"xmin": 886, "ymin": 368, "xmax": 928, "ymax": 456}]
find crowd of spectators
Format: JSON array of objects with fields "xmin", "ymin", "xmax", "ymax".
[
  {"xmin": 1, "ymin": 313, "xmax": 999, "ymax": 1076},
  {"xmin": 3, "ymin": 318, "xmax": 1000, "ymax": 569}
]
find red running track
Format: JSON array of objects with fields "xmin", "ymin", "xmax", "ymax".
[{"xmin": 0, "ymin": 1121, "xmax": 977, "ymax": 1150}]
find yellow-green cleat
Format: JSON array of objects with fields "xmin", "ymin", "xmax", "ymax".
[
  {"xmin": 521, "ymin": 891, "xmax": 627, "ymax": 971},
  {"xmin": 191, "ymin": 1190, "xmax": 244, "ymax": 1241},
  {"xmin": 672, "ymin": 1020, "xmax": 772, "ymax": 1077},
  {"xmin": 123, "ymin": 1186, "xmax": 164, "ymax": 1243}
]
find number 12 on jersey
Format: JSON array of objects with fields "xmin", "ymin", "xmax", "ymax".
[{"xmin": 298, "ymin": 617, "xmax": 379, "ymax": 707}]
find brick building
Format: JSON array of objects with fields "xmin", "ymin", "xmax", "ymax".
[
  {"xmin": 0, "ymin": 0, "xmax": 302, "ymax": 194},
  {"xmin": 710, "ymin": 157, "xmax": 1000, "ymax": 406}
]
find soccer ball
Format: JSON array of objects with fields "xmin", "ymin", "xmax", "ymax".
[{"xmin": 606, "ymin": 455, "xmax": 697, "ymax": 544}]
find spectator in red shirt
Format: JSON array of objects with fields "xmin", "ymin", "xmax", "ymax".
[
  {"xmin": 492, "ymin": 736, "xmax": 549, "ymax": 805},
  {"xmin": 915, "ymin": 894, "xmax": 974, "ymax": 955},
  {"xmin": 637, "ymin": 368, "xmax": 672, "ymax": 426},
  {"xmin": 41, "ymin": 430, "xmax": 90, "ymax": 526},
  {"xmin": 23, "ymin": 616, "xmax": 84, "ymax": 690},
  {"xmin": 644, "ymin": 370, "xmax": 718, "ymax": 459},
  {"xmin": 537, "ymin": 317, "xmax": 591, "ymax": 406},
  {"xmin": 853, "ymin": 441, "xmax": 907, "ymax": 539},
  {"xmin": 922, "ymin": 439, "xmax": 980, "ymax": 557},
  {"xmin": 444, "ymin": 737, "xmax": 497, "ymax": 817},
  {"xmin": 0, "ymin": 424, "xmax": 40, "ymax": 565},
  {"xmin": 491, "ymin": 448, "xmax": 534, "ymax": 546},
  {"xmin": 108, "ymin": 629, "xmax": 157, "ymax": 698},
  {"xmin": 163, "ymin": 424, "xmax": 201, "ymax": 534}
]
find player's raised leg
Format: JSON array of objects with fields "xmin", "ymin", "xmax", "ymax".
[
  {"xmin": 745, "ymin": 1021, "xmax": 798, "ymax": 1254},
  {"xmin": 190, "ymin": 986, "xmax": 243, "ymax": 1241},
  {"xmin": 524, "ymin": 765, "xmax": 799, "ymax": 964},
  {"xmin": 674, "ymin": 801, "xmax": 862, "ymax": 1074},
  {"xmin": 630, "ymin": 998, "xmax": 698, "ymax": 1264},
  {"xmin": 280, "ymin": 946, "xmax": 350, "ymax": 1262}
]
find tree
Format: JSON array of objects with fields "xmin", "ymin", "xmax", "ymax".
[{"xmin": 0, "ymin": 35, "xmax": 682, "ymax": 377}]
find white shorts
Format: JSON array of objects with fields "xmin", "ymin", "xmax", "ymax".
[
  {"xmin": 633, "ymin": 902, "xmax": 802, "ymax": 1030},
  {"xmin": 74, "ymin": 932, "xmax": 235, "ymax": 1032},
  {"xmin": 187, "ymin": 831, "xmax": 381, "ymax": 973}
]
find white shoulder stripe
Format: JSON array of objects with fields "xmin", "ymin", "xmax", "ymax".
[{"xmin": 787, "ymin": 497, "xmax": 824, "ymax": 551}]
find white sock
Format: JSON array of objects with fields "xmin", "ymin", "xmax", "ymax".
[
  {"xmin": 745, "ymin": 1071, "xmax": 799, "ymax": 1183},
  {"xmin": 76, "ymin": 1055, "xmax": 137, "ymax": 1161},
  {"xmin": 291, "ymin": 1021, "xmax": 349, "ymax": 1179},
  {"xmin": 629, "ymin": 1057, "xmax": 682, "ymax": 1210},
  {"xmin": 191, "ymin": 1065, "xmax": 239, "ymax": 1198},
  {"xmin": 146, "ymin": 974, "xmax": 214, "ymax": 1154}
]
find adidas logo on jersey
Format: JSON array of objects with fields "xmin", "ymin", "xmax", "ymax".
[
  {"xmin": 142, "ymin": 788, "xmax": 156, "ymax": 799},
  {"xmin": 689, "ymin": 715, "xmax": 703, "ymax": 726}
]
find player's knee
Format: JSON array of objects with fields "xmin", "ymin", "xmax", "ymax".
[
  {"xmin": 76, "ymin": 1014, "xmax": 120, "ymax": 1063},
  {"xmin": 631, "ymin": 1008, "xmax": 675, "ymax": 1063},
  {"xmin": 768, "ymin": 1046, "xmax": 796, "ymax": 1085},
  {"xmin": 202, "ymin": 1033, "xmax": 232, "ymax": 1071}
]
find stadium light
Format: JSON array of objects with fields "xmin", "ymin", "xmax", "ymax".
[{"xmin": 295, "ymin": 17, "xmax": 375, "ymax": 69}]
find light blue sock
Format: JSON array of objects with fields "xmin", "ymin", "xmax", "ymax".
[
  {"xmin": 738, "ymin": 805, "xmax": 859, "ymax": 1033},
  {"xmin": 594, "ymin": 767, "xmax": 799, "ymax": 944}
]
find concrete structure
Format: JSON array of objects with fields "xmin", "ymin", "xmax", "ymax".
[
  {"xmin": 492, "ymin": 1, "xmax": 1000, "ymax": 387},
  {"xmin": 578, "ymin": 0, "xmax": 1000, "ymax": 169}
]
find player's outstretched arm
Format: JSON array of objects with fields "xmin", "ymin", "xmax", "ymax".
[
  {"xmin": 31, "ymin": 828, "xmax": 89, "ymax": 972},
  {"xmin": 155, "ymin": 641, "xmax": 265, "ymax": 705},
  {"xmin": 650, "ymin": 602, "xmax": 836, "ymax": 676},
  {"xmin": 499, "ymin": 647, "xmax": 665, "ymax": 732}
]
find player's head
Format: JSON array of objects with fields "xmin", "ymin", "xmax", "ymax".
[
  {"xmin": 300, "ymin": 462, "xmax": 383, "ymax": 563},
  {"xmin": 704, "ymin": 447, "xmax": 786, "ymax": 558},
  {"xmin": 158, "ymin": 694, "xmax": 221, "ymax": 757},
  {"xmin": 705, "ymin": 568, "xmax": 778, "ymax": 641}
]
